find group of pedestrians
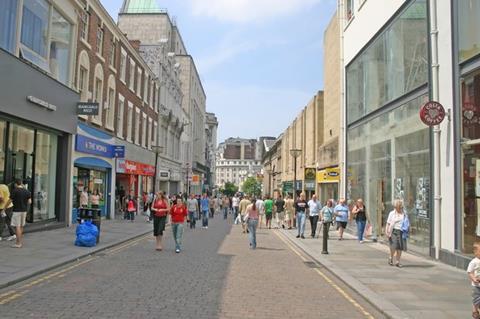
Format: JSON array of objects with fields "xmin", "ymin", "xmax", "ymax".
[{"xmin": 0, "ymin": 179, "xmax": 32, "ymax": 248}]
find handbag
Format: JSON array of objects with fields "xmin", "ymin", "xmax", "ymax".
[{"xmin": 364, "ymin": 222, "xmax": 372, "ymax": 238}]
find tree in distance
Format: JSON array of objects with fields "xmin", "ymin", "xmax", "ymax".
[
  {"xmin": 242, "ymin": 177, "xmax": 262, "ymax": 197},
  {"xmin": 220, "ymin": 182, "xmax": 238, "ymax": 197}
]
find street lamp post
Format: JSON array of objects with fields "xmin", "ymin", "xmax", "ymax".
[
  {"xmin": 266, "ymin": 168, "xmax": 273, "ymax": 197},
  {"xmin": 290, "ymin": 149, "xmax": 302, "ymax": 199},
  {"xmin": 151, "ymin": 145, "xmax": 164, "ymax": 193}
]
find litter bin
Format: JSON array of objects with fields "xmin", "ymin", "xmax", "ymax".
[{"xmin": 77, "ymin": 208, "xmax": 102, "ymax": 244}]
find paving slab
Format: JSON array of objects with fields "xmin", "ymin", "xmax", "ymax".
[{"xmin": 0, "ymin": 219, "xmax": 152, "ymax": 289}]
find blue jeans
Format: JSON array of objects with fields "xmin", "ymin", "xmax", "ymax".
[
  {"xmin": 188, "ymin": 211, "xmax": 196, "ymax": 229},
  {"xmin": 233, "ymin": 207, "xmax": 239, "ymax": 222},
  {"xmin": 356, "ymin": 220, "xmax": 366, "ymax": 241},
  {"xmin": 172, "ymin": 223, "xmax": 184, "ymax": 250},
  {"xmin": 296, "ymin": 212, "xmax": 306, "ymax": 236},
  {"xmin": 247, "ymin": 219, "xmax": 258, "ymax": 249},
  {"xmin": 223, "ymin": 207, "xmax": 228, "ymax": 219},
  {"xmin": 202, "ymin": 210, "xmax": 209, "ymax": 227}
]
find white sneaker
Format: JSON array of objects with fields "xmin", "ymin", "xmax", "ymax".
[{"xmin": 7, "ymin": 235, "xmax": 16, "ymax": 241}]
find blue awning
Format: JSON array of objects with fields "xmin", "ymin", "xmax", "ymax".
[{"xmin": 74, "ymin": 157, "xmax": 112, "ymax": 170}]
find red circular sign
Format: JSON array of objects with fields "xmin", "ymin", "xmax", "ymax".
[{"xmin": 419, "ymin": 101, "xmax": 445, "ymax": 126}]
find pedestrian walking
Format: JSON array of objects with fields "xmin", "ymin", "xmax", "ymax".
[
  {"xmin": 385, "ymin": 199, "xmax": 410, "ymax": 267},
  {"xmin": 209, "ymin": 196, "xmax": 215, "ymax": 219},
  {"xmin": 10, "ymin": 179, "xmax": 31, "ymax": 248},
  {"xmin": 200, "ymin": 194, "xmax": 210, "ymax": 229},
  {"xmin": 255, "ymin": 196, "xmax": 265, "ymax": 229},
  {"xmin": 352, "ymin": 198, "xmax": 368, "ymax": 243},
  {"xmin": 126, "ymin": 196, "xmax": 136, "ymax": 221},
  {"xmin": 274, "ymin": 194, "xmax": 285, "ymax": 229},
  {"xmin": 468, "ymin": 242, "xmax": 480, "ymax": 319},
  {"xmin": 152, "ymin": 192, "xmax": 170, "ymax": 251},
  {"xmin": 170, "ymin": 198, "xmax": 188, "ymax": 253},
  {"xmin": 222, "ymin": 195, "xmax": 230, "ymax": 220},
  {"xmin": 264, "ymin": 195, "xmax": 274, "ymax": 229},
  {"xmin": 232, "ymin": 194, "xmax": 240, "ymax": 224},
  {"xmin": 307, "ymin": 194, "xmax": 321, "ymax": 238},
  {"xmin": 295, "ymin": 193, "xmax": 307, "ymax": 239},
  {"xmin": 320, "ymin": 199, "xmax": 334, "ymax": 238},
  {"xmin": 284, "ymin": 194, "xmax": 294, "ymax": 229},
  {"xmin": 239, "ymin": 195, "xmax": 251, "ymax": 233},
  {"xmin": 187, "ymin": 194, "xmax": 198, "ymax": 229},
  {"xmin": 0, "ymin": 184, "xmax": 16, "ymax": 242},
  {"xmin": 334, "ymin": 198, "xmax": 349, "ymax": 240},
  {"xmin": 90, "ymin": 189, "xmax": 101, "ymax": 208},
  {"xmin": 245, "ymin": 199, "xmax": 259, "ymax": 249}
]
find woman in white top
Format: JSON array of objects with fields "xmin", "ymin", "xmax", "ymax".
[{"xmin": 385, "ymin": 199, "xmax": 407, "ymax": 267}]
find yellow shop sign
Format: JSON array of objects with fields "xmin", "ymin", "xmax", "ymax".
[{"xmin": 317, "ymin": 167, "xmax": 340, "ymax": 183}]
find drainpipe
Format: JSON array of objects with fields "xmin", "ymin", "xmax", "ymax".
[
  {"xmin": 339, "ymin": 0, "xmax": 346, "ymax": 199},
  {"xmin": 429, "ymin": 0, "xmax": 441, "ymax": 260}
]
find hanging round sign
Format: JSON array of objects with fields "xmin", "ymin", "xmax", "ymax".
[{"xmin": 419, "ymin": 101, "xmax": 446, "ymax": 126}]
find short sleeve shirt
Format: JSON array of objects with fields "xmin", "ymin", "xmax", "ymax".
[
  {"xmin": 468, "ymin": 257, "xmax": 480, "ymax": 287},
  {"xmin": 295, "ymin": 200, "xmax": 308, "ymax": 213},
  {"xmin": 334, "ymin": 204, "xmax": 349, "ymax": 222},
  {"xmin": 275, "ymin": 199, "xmax": 285, "ymax": 213},
  {"xmin": 264, "ymin": 200, "xmax": 274, "ymax": 214},
  {"xmin": 307, "ymin": 200, "xmax": 321, "ymax": 216},
  {"xmin": 11, "ymin": 187, "xmax": 31, "ymax": 212}
]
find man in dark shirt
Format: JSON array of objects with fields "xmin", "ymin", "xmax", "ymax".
[
  {"xmin": 10, "ymin": 179, "xmax": 31, "ymax": 248},
  {"xmin": 274, "ymin": 195, "xmax": 286, "ymax": 229},
  {"xmin": 295, "ymin": 193, "xmax": 308, "ymax": 239}
]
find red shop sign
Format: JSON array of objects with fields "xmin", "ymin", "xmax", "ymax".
[
  {"xmin": 419, "ymin": 101, "xmax": 446, "ymax": 126},
  {"xmin": 117, "ymin": 159, "xmax": 155, "ymax": 176}
]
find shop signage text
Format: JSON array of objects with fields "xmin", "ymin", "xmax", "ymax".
[
  {"xmin": 27, "ymin": 95, "xmax": 57, "ymax": 111},
  {"xmin": 113, "ymin": 146, "xmax": 125, "ymax": 158},
  {"xmin": 76, "ymin": 135, "xmax": 117, "ymax": 158},
  {"xmin": 77, "ymin": 102, "xmax": 99, "ymax": 115},
  {"xmin": 158, "ymin": 171, "xmax": 170, "ymax": 181},
  {"xmin": 191, "ymin": 175, "xmax": 200, "ymax": 186},
  {"xmin": 317, "ymin": 167, "xmax": 340, "ymax": 183},
  {"xmin": 117, "ymin": 159, "xmax": 155, "ymax": 176},
  {"xmin": 305, "ymin": 181, "xmax": 316, "ymax": 190},
  {"xmin": 419, "ymin": 101, "xmax": 445, "ymax": 126}
]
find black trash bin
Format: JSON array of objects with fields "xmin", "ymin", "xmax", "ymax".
[{"xmin": 77, "ymin": 208, "xmax": 102, "ymax": 244}]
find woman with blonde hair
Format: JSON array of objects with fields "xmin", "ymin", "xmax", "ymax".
[
  {"xmin": 385, "ymin": 199, "xmax": 409, "ymax": 267},
  {"xmin": 352, "ymin": 198, "xmax": 368, "ymax": 243}
]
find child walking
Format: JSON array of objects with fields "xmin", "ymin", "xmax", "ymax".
[{"xmin": 468, "ymin": 242, "xmax": 480, "ymax": 319}]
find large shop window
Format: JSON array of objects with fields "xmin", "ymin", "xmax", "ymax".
[
  {"xmin": 34, "ymin": 131, "xmax": 57, "ymax": 222},
  {"xmin": 20, "ymin": 0, "xmax": 72, "ymax": 85},
  {"xmin": 458, "ymin": 0, "xmax": 480, "ymax": 63},
  {"xmin": 461, "ymin": 70, "xmax": 480, "ymax": 254},
  {"xmin": 0, "ymin": 121, "xmax": 5, "ymax": 182},
  {"xmin": 0, "ymin": 0, "xmax": 18, "ymax": 53},
  {"xmin": 346, "ymin": 0, "xmax": 428, "ymax": 124},
  {"xmin": 347, "ymin": 95, "xmax": 431, "ymax": 254}
]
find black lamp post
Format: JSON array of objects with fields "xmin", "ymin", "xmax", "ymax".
[{"xmin": 290, "ymin": 149, "xmax": 302, "ymax": 198}]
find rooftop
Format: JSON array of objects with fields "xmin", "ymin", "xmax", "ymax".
[{"xmin": 120, "ymin": 0, "xmax": 167, "ymax": 14}]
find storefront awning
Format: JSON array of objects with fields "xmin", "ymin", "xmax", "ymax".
[{"xmin": 75, "ymin": 157, "xmax": 112, "ymax": 170}]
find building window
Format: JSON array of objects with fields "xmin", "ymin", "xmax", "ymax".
[
  {"xmin": 134, "ymin": 108, "xmax": 140, "ymax": 145},
  {"xmin": 119, "ymin": 50, "xmax": 127, "ymax": 82},
  {"xmin": 126, "ymin": 103, "xmax": 133, "ymax": 142},
  {"xmin": 79, "ymin": 10, "xmax": 89, "ymax": 41},
  {"xmin": 96, "ymin": 26, "xmax": 103, "ymax": 55},
  {"xmin": 0, "ymin": 0, "xmax": 19, "ymax": 53},
  {"xmin": 153, "ymin": 122, "xmax": 158, "ymax": 147},
  {"xmin": 458, "ymin": 1, "xmax": 480, "ymax": 63},
  {"xmin": 78, "ymin": 66, "xmax": 88, "ymax": 101},
  {"xmin": 49, "ymin": 8, "xmax": 72, "ymax": 85},
  {"xmin": 460, "ymin": 70, "xmax": 480, "ymax": 254},
  {"xmin": 143, "ymin": 74, "xmax": 148, "ymax": 102},
  {"xmin": 150, "ymin": 81, "xmax": 155, "ymax": 108},
  {"xmin": 109, "ymin": 39, "xmax": 116, "ymax": 68},
  {"xmin": 129, "ymin": 59, "xmax": 135, "ymax": 91},
  {"xmin": 141, "ymin": 113, "xmax": 147, "ymax": 148},
  {"xmin": 93, "ymin": 77, "xmax": 103, "ymax": 124},
  {"xmin": 147, "ymin": 118, "xmax": 152, "ymax": 149},
  {"xmin": 346, "ymin": 0, "xmax": 354, "ymax": 21},
  {"xmin": 346, "ymin": 0, "xmax": 428, "ymax": 124},
  {"xmin": 117, "ymin": 95, "xmax": 125, "ymax": 138},
  {"xmin": 137, "ymin": 68, "xmax": 142, "ymax": 95},
  {"xmin": 105, "ymin": 85, "xmax": 115, "ymax": 130}
]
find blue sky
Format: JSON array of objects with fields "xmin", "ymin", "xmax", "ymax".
[{"xmin": 105, "ymin": 0, "xmax": 337, "ymax": 143}]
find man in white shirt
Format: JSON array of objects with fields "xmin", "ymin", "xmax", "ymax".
[
  {"xmin": 307, "ymin": 194, "xmax": 322, "ymax": 238},
  {"xmin": 232, "ymin": 194, "xmax": 240, "ymax": 224},
  {"xmin": 255, "ymin": 197, "xmax": 265, "ymax": 229}
]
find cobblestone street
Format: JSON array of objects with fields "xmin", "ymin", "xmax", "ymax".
[{"xmin": 0, "ymin": 217, "xmax": 384, "ymax": 319}]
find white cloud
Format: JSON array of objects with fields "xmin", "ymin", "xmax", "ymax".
[{"xmin": 189, "ymin": 0, "xmax": 324, "ymax": 23}]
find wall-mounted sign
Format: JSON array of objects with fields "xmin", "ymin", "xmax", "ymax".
[
  {"xmin": 317, "ymin": 167, "xmax": 340, "ymax": 183},
  {"xmin": 305, "ymin": 181, "xmax": 316, "ymax": 191},
  {"xmin": 76, "ymin": 135, "xmax": 115, "ymax": 158},
  {"xmin": 158, "ymin": 171, "xmax": 170, "ymax": 181},
  {"xmin": 117, "ymin": 159, "xmax": 155, "ymax": 176},
  {"xmin": 191, "ymin": 175, "xmax": 200, "ymax": 186},
  {"xmin": 113, "ymin": 146, "xmax": 125, "ymax": 158},
  {"xmin": 27, "ymin": 95, "xmax": 57, "ymax": 111},
  {"xmin": 419, "ymin": 101, "xmax": 445, "ymax": 126},
  {"xmin": 304, "ymin": 168, "xmax": 316, "ymax": 180},
  {"xmin": 77, "ymin": 102, "xmax": 99, "ymax": 115}
]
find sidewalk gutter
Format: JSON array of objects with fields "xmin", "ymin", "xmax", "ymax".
[
  {"xmin": 0, "ymin": 230, "xmax": 152, "ymax": 290},
  {"xmin": 279, "ymin": 229, "xmax": 410, "ymax": 319}
]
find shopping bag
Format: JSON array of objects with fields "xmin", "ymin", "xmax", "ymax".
[
  {"xmin": 364, "ymin": 223, "xmax": 372, "ymax": 238},
  {"xmin": 143, "ymin": 208, "xmax": 151, "ymax": 218}
]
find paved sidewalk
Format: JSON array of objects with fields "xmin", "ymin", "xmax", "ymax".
[
  {"xmin": 0, "ymin": 219, "xmax": 152, "ymax": 289},
  {"xmin": 280, "ymin": 224, "xmax": 470, "ymax": 319}
]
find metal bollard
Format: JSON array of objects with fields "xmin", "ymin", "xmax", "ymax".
[{"xmin": 322, "ymin": 222, "xmax": 329, "ymax": 254}]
